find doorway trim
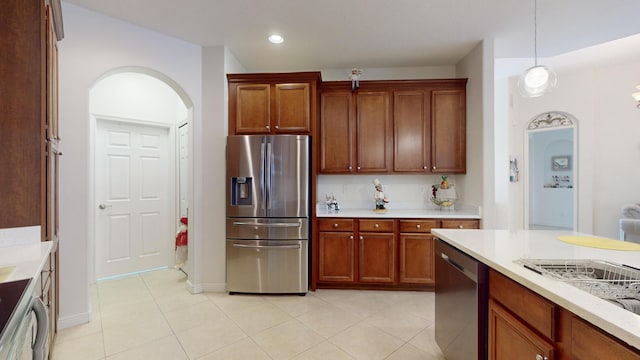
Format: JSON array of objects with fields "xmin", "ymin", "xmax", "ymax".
[
  {"xmin": 88, "ymin": 66, "xmax": 196, "ymax": 285},
  {"xmin": 523, "ymin": 111, "xmax": 579, "ymax": 230}
]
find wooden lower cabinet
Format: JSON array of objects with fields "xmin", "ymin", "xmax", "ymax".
[
  {"xmin": 318, "ymin": 231, "xmax": 355, "ymax": 282},
  {"xmin": 489, "ymin": 269, "xmax": 640, "ymax": 360},
  {"xmin": 315, "ymin": 217, "xmax": 479, "ymax": 289},
  {"xmin": 489, "ymin": 298, "xmax": 555, "ymax": 360},
  {"xmin": 359, "ymin": 233, "xmax": 395, "ymax": 283}
]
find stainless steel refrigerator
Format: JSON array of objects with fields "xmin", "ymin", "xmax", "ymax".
[{"xmin": 226, "ymin": 135, "xmax": 310, "ymax": 294}]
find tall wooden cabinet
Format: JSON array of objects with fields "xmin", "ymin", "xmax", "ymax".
[
  {"xmin": 227, "ymin": 72, "xmax": 321, "ymax": 135},
  {"xmin": 0, "ymin": 0, "xmax": 63, "ymax": 353}
]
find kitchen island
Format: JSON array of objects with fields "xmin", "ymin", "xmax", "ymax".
[{"xmin": 432, "ymin": 229, "xmax": 640, "ymax": 354}]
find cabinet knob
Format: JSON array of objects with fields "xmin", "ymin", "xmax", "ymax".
[
  {"xmin": 458, "ymin": 225, "xmax": 464, "ymax": 229},
  {"xmin": 350, "ymin": 235, "xmax": 353, "ymax": 240},
  {"xmin": 266, "ymin": 125, "xmax": 270, "ymax": 130},
  {"xmin": 423, "ymin": 166, "xmax": 427, "ymax": 170},
  {"xmin": 275, "ymin": 125, "xmax": 279, "ymax": 129},
  {"xmin": 348, "ymin": 166, "xmax": 352, "ymax": 171},
  {"xmin": 535, "ymin": 355, "xmax": 548, "ymax": 360},
  {"xmin": 333, "ymin": 223, "xmax": 339, "ymax": 228},
  {"xmin": 374, "ymin": 223, "xmax": 379, "ymax": 228},
  {"xmin": 416, "ymin": 224, "xmax": 421, "ymax": 229},
  {"xmin": 359, "ymin": 236, "xmax": 364, "ymax": 240},
  {"xmin": 357, "ymin": 166, "xmax": 361, "ymax": 170},
  {"xmin": 432, "ymin": 166, "xmax": 437, "ymax": 170}
]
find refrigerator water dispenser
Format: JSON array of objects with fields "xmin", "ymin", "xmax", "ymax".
[{"xmin": 231, "ymin": 177, "xmax": 252, "ymax": 206}]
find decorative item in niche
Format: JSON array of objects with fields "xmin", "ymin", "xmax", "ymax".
[
  {"xmin": 552, "ymin": 155, "xmax": 571, "ymax": 171},
  {"xmin": 528, "ymin": 112, "xmax": 574, "ymax": 130}
]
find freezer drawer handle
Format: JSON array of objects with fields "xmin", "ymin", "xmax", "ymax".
[
  {"xmin": 232, "ymin": 243, "xmax": 301, "ymax": 249},
  {"xmin": 232, "ymin": 221, "xmax": 302, "ymax": 228}
]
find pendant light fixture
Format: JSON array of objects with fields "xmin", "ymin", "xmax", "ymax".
[{"xmin": 518, "ymin": 0, "xmax": 557, "ymax": 97}]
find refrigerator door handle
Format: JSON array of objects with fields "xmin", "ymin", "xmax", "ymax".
[
  {"xmin": 260, "ymin": 141, "xmax": 266, "ymax": 211},
  {"xmin": 232, "ymin": 221, "xmax": 302, "ymax": 228},
  {"xmin": 232, "ymin": 243, "xmax": 301, "ymax": 250},
  {"xmin": 265, "ymin": 139, "xmax": 272, "ymax": 211}
]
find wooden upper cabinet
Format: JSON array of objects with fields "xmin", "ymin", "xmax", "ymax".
[
  {"xmin": 431, "ymin": 88, "xmax": 466, "ymax": 173},
  {"xmin": 394, "ymin": 90, "xmax": 429, "ymax": 172},
  {"xmin": 227, "ymin": 72, "xmax": 321, "ymax": 135},
  {"xmin": 320, "ymin": 91, "xmax": 355, "ymax": 173},
  {"xmin": 355, "ymin": 91, "xmax": 391, "ymax": 173}
]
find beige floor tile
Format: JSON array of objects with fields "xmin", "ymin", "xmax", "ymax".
[
  {"xmin": 51, "ymin": 332, "xmax": 105, "ymax": 360},
  {"xmin": 105, "ymin": 335, "xmax": 188, "ymax": 360},
  {"xmin": 206, "ymin": 292, "xmax": 269, "ymax": 314},
  {"xmin": 385, "ymin": 343, "xmax": 440, "ymax": 360},
  {"xmin": 55, "ymin": 317, "xmax": 104, "ymax": 344},
  {"xmin": 226, "ymin": 301, "xmax": 292, "ymax": 335},
  {"xmin": 196, "ymin": 338, "xmax": 271, "ymax": 360},
  {"xmin": 102, "ymin": 312, "xmax": 173, "ymax": 356},
  {"xmin": 330, "ymin": 291, "xmax": 395, "ymax": 319},
  {"xmin": 329, "ymin": 323, "xmax": 405, "ymax": 360},
  {"xmin": 296, "ymin": 303, "xmax": 361, "ymax": 338},
  {"xmin": 163, "ymin": 300, "xmax": 228, "ymax": 333},
  {"xmin": 154, "ymin": 288, "xmax": 209, "ymax": 314},
  {"xmin": 408, "ymin": 324, "xmax": 446, "ymax": 358},
  {"xmin": 252, "ymin": 319, "xmax": 325, "ymax": 359},
  {"xmin": 292, "ymin": 340, "xmax": 355, "ymax": 360},
  {"xmin": 100, "ymin": 298, "xmax": 164, "ymax": 329},
  {"xmin": 265, "ymin": 293, "xmax": 329, "ymax": 317},
  {"xmin": 364, "ymin": 306, "xmax": 431, "ymax": 341},
  {"xmin": 175, "ymin": 317, "xmax": 248, "ymax": 359}
]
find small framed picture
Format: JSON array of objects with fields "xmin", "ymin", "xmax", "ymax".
[{"xmin": 551, "ymin": 155, "xmax": 571, "ymax": 171}]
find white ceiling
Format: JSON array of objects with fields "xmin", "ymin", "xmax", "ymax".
[{"xmin": 62, "ymin": 0, "xmax": 640, "ymax": 72}]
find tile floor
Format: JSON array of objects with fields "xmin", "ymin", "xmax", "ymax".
[{"xmin": 52, "ymin": 268, "xmax": 446, "ymax": 359}]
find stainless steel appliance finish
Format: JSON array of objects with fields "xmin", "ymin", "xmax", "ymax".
[
  {"xmin": 226, "ymin": 135, "xmax": 310, "ymax": 294},
  {"xmin": 435, "ymin": 238, "xmax": 488, "ymax": 360}
]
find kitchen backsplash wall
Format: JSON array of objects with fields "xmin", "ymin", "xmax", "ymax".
[{"xmin": 317, "ymin": 174, "xmax": 461, "ymax": 209}]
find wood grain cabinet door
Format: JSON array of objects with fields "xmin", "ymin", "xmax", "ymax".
[
  {"xmin": 274, "ymin": 83, "xmax": 310, "ymax": 133},
  {"xmin": 234, "ymin": 84, "xmax": 271, "ymax": 134},
  {"xmin": 571, "ymin": 317, "xmax": 640, "ymax": 360},
  {"xmin": 320, "ymin": 91, "xmax": 355, "ymax": 173},
  {"xmin": 393, "ymin": 90, "xmax": 430, "ymax": 172},
  {"xmin": 431, "ymin": 89, "xmax": 466, "ymax": 173},
  {"xmin": 355, "ymin": 91, "xmax": 391, "ymax": 173},
  {"xmin": 358, "ymin": 232, "xmax": 395, "ymax": 283},
  {"xmin": 318, "ymin": 231, "xmax": 355, "ymax": 282},
  {"xmin": 489, "ymin": 299, "xmax": 555, "ymax": 360},
  {"xmin": 399, "ymin": 233, "xmax": 434, "ymax": 284}
]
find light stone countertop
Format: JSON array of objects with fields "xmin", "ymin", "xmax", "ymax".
[
  {"xmin": 0, "ymin": 241, "xmax": 55, "ymax": 283},
  {"xmin": 315, "ymin": 202, "xmax": 481, "ymax": 219},
  {"xmin": 431, "ymin": 228, "xmax": 640, "ymax": 351}
]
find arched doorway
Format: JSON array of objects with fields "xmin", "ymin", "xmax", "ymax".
[{"xmin": 89, "ymin": 67, "xmax": 193, "ymax": 280}]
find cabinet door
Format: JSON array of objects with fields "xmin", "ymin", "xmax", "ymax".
[
  {"xmin": 571, "ymin": 317, "xmax": 640, "ymax": 360},
  {"xmin": 431, "ymin": 89, "xmax": 466, "ymax": 173},
  {"xmin": 356, "ymin": 91, "xmax": 391, "ymax": 173},
  {"xmin": 318, "ymin": 232, "xmax": 355, "ymax": 282},
  {"xmin": 235, "ymin": 84, "xmax": 271, "ymax": 134},
  {"xmin": 394, "ymin": 90, "xmax": 430, "ymax": 172},
  {"xmin": 274, "ymin": 83, "xmax": 310, "ymax": 133},
  {"xmin": 399, "ymin": 233, "xmax": 434, "ymax": 284},
  {"xmin": 358, "ymin": 233, "xmax": 395, "ymax": 283},
  {"xmin": 489, "ymin": 299, "xmax": 555, "ymax": 360},
  {"xmin": 320, "ymin": 91, "xmax": 355, "ymax": 173}
]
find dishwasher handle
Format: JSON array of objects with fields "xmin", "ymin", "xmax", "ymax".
[{"xmin": 440, "ymin": 252, "xmax": 478, "ymax": 282}]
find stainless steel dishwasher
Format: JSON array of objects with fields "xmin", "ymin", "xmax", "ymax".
[{"xmin": 435, "ymin": 238, "xmax": 488, "ymax": 360}]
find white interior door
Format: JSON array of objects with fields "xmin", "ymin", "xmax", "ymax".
[{"xmin": 96, "ymin": 119, "xmax": 171, "ymax": 279}]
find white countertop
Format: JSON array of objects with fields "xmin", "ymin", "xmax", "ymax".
[
  {"xmin": 316, "ymin": 203, "xmax": 481, "ymax": 219},
  {"xmin": 0, "ymin": 241, "xmax": 55, "ymax": 283},
  {"xmin": 431, "ymin": 229, "xmax": 640, "ymax": 351}
]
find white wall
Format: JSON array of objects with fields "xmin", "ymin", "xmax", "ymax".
[
  {"xmin": 58, "ymin": 2, "xmax": 202, "ymax": 328},
  {"xmin": 506, "ymin": 35, "xmax": 640, "ymax": 237},
  {"xmin": 321, "ymin": 66, "xmax": 456, "ymax": 81},
  {"xmin": 90, "ymin": 72, "xmax": 187, "ymax": 123}
]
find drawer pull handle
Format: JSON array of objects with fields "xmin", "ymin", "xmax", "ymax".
[
  {"xmin": 375, "ymin": 223, "xmax": 379, "ymax": 228},
  {"xmin": 535, "ymin": 355, "xmax": 548, "ymax": 360},
  {"xmin": 333, "ymin": 223, "xmax": 338, "ymax": 228},
  {"xmin": 416, "ymin": 224, "xmax": 421, "ymax": 229},
  {"xmin": 458, "ymin": 225, "xmax": 464, "ymax": 229}
]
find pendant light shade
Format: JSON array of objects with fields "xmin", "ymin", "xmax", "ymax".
[{"xmin": 518, "ymin": 0, "xmax": 556, "ymax": 97}]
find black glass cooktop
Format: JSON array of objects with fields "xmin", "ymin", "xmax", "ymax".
[{"xmin": 0, "ymin": 278, "xmax": 30, "ymax": 340}]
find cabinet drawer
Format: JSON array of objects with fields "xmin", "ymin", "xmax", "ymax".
[
  {"xmin": 441, "ymin": 219, "xmax": 479, "ymax": 229},
  {"xmin": 318, "ymin": 218, "xmax": 354, "ymax": 232},
  {"xmin": 359, "ymin": 219, "xmax": 394, "ymax": 232},
  {"xmin": 399, "ymin": 220, "xmax": 440, "ymax": 233},
  {"xmin": 490, "ymin": 270, "xmax": 556, "ymax": 340}
]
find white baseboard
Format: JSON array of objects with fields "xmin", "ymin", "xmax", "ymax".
[
  {"xmin": 186, "ymin": 279, "xmax": 226, "ymax": 294},
  {"xmin": 57, "ymin": 311, "xmax": 91, "ymax": 330}
]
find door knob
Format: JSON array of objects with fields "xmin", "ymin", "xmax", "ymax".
[{"xmin": 98, "ymin": 204, "xmax": 112, "ymax": 209}]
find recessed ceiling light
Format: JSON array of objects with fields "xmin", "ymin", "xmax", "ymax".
[{"xmin": 268, "ymin": 34, "xmax": 284, "ymax": 44}]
